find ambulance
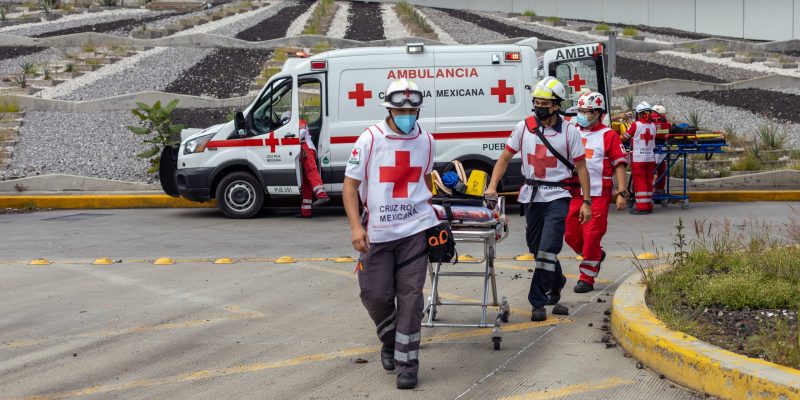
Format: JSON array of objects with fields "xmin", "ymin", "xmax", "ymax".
[{"xmin": 159, "ymin": 39, "xmax": 610, "ymax": 218}]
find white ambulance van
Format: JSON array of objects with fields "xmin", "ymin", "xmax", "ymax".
[{"xmin": 160, "ymin": 39, "xmax": 610, "ymax": 218}]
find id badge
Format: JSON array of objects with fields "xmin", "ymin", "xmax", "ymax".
[{"xmin": 517, "ymin": 184, "xmax": 533, "ymax": 203}]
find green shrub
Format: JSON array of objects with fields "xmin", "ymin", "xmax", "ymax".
[
  {"xmin": 522, "ymin": 10, "xmax": 536, "ymax": 16},
  {"xmin": 545, "ymin": 16, "xmax": 561, "ymax": 22},
  {"xmin": 756, "ymin": 124, "xmax": 786, "ymax": 151},
  {"xmin": 127, "ymin": 99, "xmax": 186, "ymax": 174},
  {"xmin": 595, "ymin": 23, "xmax": 610, "ymax": 31},
  {"xmin": 622, "ymin": 26, "xmax": 638, "ymax": 36},
  {"xmin": 730, "ymin": 154, "xmax": 763, "ymax": 171},
  {"xmin": 0, "ymin": 100, "xmax": 21, "ymax": 113}
]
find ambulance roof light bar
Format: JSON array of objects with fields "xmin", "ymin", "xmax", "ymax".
[
  {"xmin": 407, "ymin": 43, "xmax": 424, "ymax": 54},
  {"xmin": 505, "ymin": 52, "xmax": 521, "ymax": 62}
]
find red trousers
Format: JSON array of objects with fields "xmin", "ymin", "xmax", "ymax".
[
  {"xmin": 565, "ymin": 192, "xmax": 610, "ymax": 285},
  {"xmin": 300, "ymin": 142, "xmax": 326, "ymax": 217},
  {"xmin": 631, "ymin": 161, "xmax": 655, "ymax": 211}
]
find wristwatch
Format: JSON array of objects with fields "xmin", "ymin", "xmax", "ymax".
[
  {"xmin": 616, "ymin": 190, "xmax": 630, "ymax": 199},
  {"xmin": 582, "ymin": 198, "xmax": 592, "ymax": 206}
]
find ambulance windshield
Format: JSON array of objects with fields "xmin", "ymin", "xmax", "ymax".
[{"xmin": 251, "ymin": 77, "xmax": 293, "ymax": 134}]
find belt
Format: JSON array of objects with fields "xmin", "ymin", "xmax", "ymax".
[{"xmin": 525, "ymin": 179, "xmax": 580, "ymax": 188}]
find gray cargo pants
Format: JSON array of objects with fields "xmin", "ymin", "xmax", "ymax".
[{"xmin": 357, "ymin": 230, "xmax": 428, "ymax": 374}]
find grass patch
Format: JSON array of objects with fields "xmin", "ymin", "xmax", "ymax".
[
  {"xmin": 595, "ymin": 23, "xmax": 610, "ymax": 31},
  {"xmin": 396, "ymin": 1, "xmax": 434, "ymax": 34},
  {"xmin": 545, "ymin": 16, "xmax": 561, "ymax": 22},
  {"xmin": 756, "ymin": 124, "xmax": 786, "ymax": 150},
  {"xmin": 730, "ymin": 154, "xmax": 763, "ymax": 171},
  {"xmin": 522, "ymin": 10, "xmax": 536, "ymax": 17},
  {"xmin": 0, "ymin": 100, "xmax": 22, "ymax": 113},
  {"xmin": 643, "ymin": 217, "xmax": 800, "ymax": 369},
  {"xmin": 622, "ymin": 26, "xmax": 638, "ymax": 36}
]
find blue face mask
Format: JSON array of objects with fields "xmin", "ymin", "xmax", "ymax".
[
  {"xmin": 392, "ymin": 113, "xmax": 417, "ymax": 134},
  {"xmin": 576, "ymin": 114, "xmax": 593, "ymax": 128}
]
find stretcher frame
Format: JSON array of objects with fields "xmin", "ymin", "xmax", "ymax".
[
  {"xmin": 423, "ymin": 196, "xmax": 511, "ymax": 350},
  {"xmin": 652, "ymin": 141, "xmax": 727, "ymax": 209}
]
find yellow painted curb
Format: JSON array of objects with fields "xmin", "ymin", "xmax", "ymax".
[
  {"xmin": 688, "ymin": 190, "xmax": 800, "ymax": 202},
  {"xmin": 0, "ymin": 194, "xmax": 215, "ymax": 209},
  {"xmin": 275, "ymin": 256, "xmax": 295, "ymax": 264},
  {"xmin": 29, "ymin": 258, "xmax": 50, "ymax": 265},
  {"xmin": 153, "ymin": 257, "xmax": 174, "ymax": 265},
  {"xmin": 611, "ymin": 274, "xmax": 800, "ymax": 400},
  {"xmin": 92, "ymin": 257, "xmax": 114, "ymax": 265}
]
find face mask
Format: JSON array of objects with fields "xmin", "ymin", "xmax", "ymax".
[
  {"xmin": 576, "ymin": 114, "xmax": 593, "ymax": 128},
  {"xmin": 392, "ymin": 113, "xmax": 417, "ymax": 134},
  {"xmin": 534, "ymin": 106, "xmax": 553, "ymax": 120}
]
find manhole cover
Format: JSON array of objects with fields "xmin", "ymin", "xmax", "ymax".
[{"xmin": 43, "ymin": 213, "xmax": 113, "ymax": 221}]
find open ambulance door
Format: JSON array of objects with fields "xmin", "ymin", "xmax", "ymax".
[{"xmin": 541, "ymin": 42, "xmax": 609, "ymax": 118}]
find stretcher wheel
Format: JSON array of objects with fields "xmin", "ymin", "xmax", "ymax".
[
  {"xmin": 500, "ymin": 311, "xmax": 510, "ymax": 323},
  {"xmin": 492, "ymin": 337, "xmax": 501, "ymax": 350},
  {"xmin": 681, "ymin": 200, "xmax": 690, "ymax": 210},
  {"xmin": 660, "ymin": 199, "xmax": 669, "ymax": 207},
  {"xmin": 427, "ymin": 308, "xmax": 437, "ymax": 321}
]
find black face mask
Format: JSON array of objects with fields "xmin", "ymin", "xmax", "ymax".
[{"xmin": 534, "ymin": 106, "xmax": 554, "ymax": 120}]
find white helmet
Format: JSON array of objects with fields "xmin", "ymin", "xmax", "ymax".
[
  {"xmin": 577, "ymin": 91, "xmax": 605, "ymax": 111},
  {"xmin": 652, "ymin": 104, "xmax": 666, "ymax": 115},
  {"xmin": 380, "ymin": 78, "xmax": 424, "ymax": 109},
  {"xmin": 532, "ymin": 76, "xmax": 566, "ymax": 101},
  {"xmin": 635, "ymin": 101, "xmax": 653, "ymax": 114}
]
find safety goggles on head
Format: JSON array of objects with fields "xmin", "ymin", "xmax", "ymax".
[{"xmin": 385, "ymin": 89, "xmax": 424, "ymax": 108}]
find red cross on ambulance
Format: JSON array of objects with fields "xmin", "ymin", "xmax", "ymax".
[
  {"xmin": 348, "ymin": 83, "xmax": 372, "ymax": 107},
  {"xmin": 490, "ymin": 80, "xmax": 514, "ymax": 103}
]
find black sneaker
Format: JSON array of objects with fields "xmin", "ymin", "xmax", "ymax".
[
  {"xmin": 573, "ymin": 280, "xmax": 594, "ymax": 293},
  {"xmin": 397, "ymin": 373, "xmax": 417, "ymax": 389},
  {"xmin": 380, "ymin": 344, "xmax": 395, "ymax": 371},
  {"xmin": 547, "ymin": 274, "xmax": 567, "ymax": 305},
  {"xmin": 531, "ymin": 307, "xmax": 547, "ymax": 321},
  {"xmin": 312, "ymin": 196, "xmax": 330, "ymax": 207},
  {"xmin": 552, "ymin": 304, "xmax": 569, "ymax": 315}
]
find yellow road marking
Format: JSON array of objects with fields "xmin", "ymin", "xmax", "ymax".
[
  {"xmin": 3, "ymin": 311, "xmax": 263, "ymax": 349},
  {"xmin": 493, "ymin": 262, "xmax": 612, "ymax": 284},
  {"xmin": 497, "ymin": 377, "xmax": 635, "ymax": 400},
  {"xmin": 15, "ymin": 320, "xmax": 557, "ymax": 400}
]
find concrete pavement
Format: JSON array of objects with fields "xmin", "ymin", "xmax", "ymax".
[{"xmin": 1, "ymin": 202, "xmax": 797, "ymax": 399}]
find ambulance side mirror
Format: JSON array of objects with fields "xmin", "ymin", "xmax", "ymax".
[{"xmin": 234, "ymin": 111, "xmax": 248, "ymax": 137}]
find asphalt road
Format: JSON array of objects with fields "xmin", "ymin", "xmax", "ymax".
[{"xmin": 1, "ymin": 201, "xmax": 796, "ymax": 399}]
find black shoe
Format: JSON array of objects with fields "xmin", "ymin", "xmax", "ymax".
[
  {"xmin": 630, "ymin": 209, "xmax": 651, "ymax": 215},
  {"xmin": 552, "ymin": 304, "xmax": 570, "ymax": 315},
  {"xmin": 312, "ymin": 196, "xmax": 330, "ymax": 207},
  {"xmin": 547, "ymin": 274, "xmax": 567, "ymax": 305},
  {"xmin": 531, "ymin": 307, "xmax": 547, "ymax": 321},
  {"xmin": 600, "ymin": 250, "xmax": 606, "ymax": 265},
  {"xmin": 397, "ymin": 373, "xmax": 417, "ymax": 389},
  {"xmin": 574, "ymin": 280, "xmax": 594, "ymax": 293},
  {"xmin": 380, "ymin": 345, "xmax": 395, "ymax": 371}
]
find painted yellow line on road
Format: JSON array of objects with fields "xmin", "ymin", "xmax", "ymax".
[
  {"xmin": 0, "ymin": 194, "xmax": 215, "ymax": 210},
  {"xmin": 14, "ymin": 320, "xmax": 551, "ymax": 400},
  {"xmin": 494, "ymin": 262, "xmax": 612, "ymax": 284},
  {"xmin": 3, "ymin": 311, "xmax": 263, "ymax": 349},
  {"xmin": 496, "ymin": 377, "xmax": 635, "ymax": 400}
]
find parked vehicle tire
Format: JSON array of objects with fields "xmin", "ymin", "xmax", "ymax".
[{"xmin": 215, "ymin": 171, "xmax": 264, "ymax": 219}]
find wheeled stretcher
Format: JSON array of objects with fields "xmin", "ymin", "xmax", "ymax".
[{"xmin": 423, "ymin": 196, "xmax": 511, "ymax": 350}]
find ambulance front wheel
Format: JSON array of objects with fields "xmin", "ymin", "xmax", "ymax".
[{"xmin": 216, "ymin": 171, "xmax": 264, "ymax": 219}]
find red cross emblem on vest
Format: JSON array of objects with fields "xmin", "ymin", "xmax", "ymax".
[
  {"xmin": 528, "ymin": 144, "xmax": 558, "ymax": 179},
  {"xmin": 348, "ymin": 83, "xmax": 372, "ymax": 107},
  {"xmin": 640, "ymin": 128, "xmax": 654, "ymax": 146},
  {"xmin": 490, "ymin": 79, "xmax": 514, "ymax": 103},
  {"xmin": 567, "ymin": 73, "xmax": 586, "ymax": 92},
  {"xmin": 265, "ymin": 131, "xmax": 280, "ymax": 153},
  {"xmin": 581, "ymin": 137, "xmax": 594, "ymax": 159},
  {"xmin": 379, "ymin": 150, "xmax": 422, "ymax": 198}
]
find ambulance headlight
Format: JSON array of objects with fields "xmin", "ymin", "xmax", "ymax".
[{"xmin": 184, "ymin": 133, "xmax": 215, "ymax": 155}]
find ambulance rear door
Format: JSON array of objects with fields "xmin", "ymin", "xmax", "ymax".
[
  {"xmin": 541, "ymin": 42, "xmax": 609, "ymax": 115},
  {"xmin": 323, "ymin": 48, "xmax": 436, "ymax": 192}
]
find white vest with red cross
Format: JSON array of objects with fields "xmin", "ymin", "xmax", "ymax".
[
  {"xmin": 298, "ymin": 119, "xmax": 316, "ymax": 152},
  {"xmin": 505, "ymin": 116, "xmax": 585, "ymax": 203},
  {"xmin": 627, "ymin": 120, "xmax": 656, "ymax": 163},
  {"xmin": 579, "ymin": 124, "xmax": 628, "ymax": 197},
  {"xmin": 344, "ymin": 120, "xmax": 439, "ymax": 243}
]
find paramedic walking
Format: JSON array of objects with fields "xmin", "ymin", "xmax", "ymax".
[
  {"xmin": 485, "ymin": 77, "xmax": 592, "ymax": 322},
  {"xmin": 343, "ymin": 79, "xmax": 438, "ymax": 390}
]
